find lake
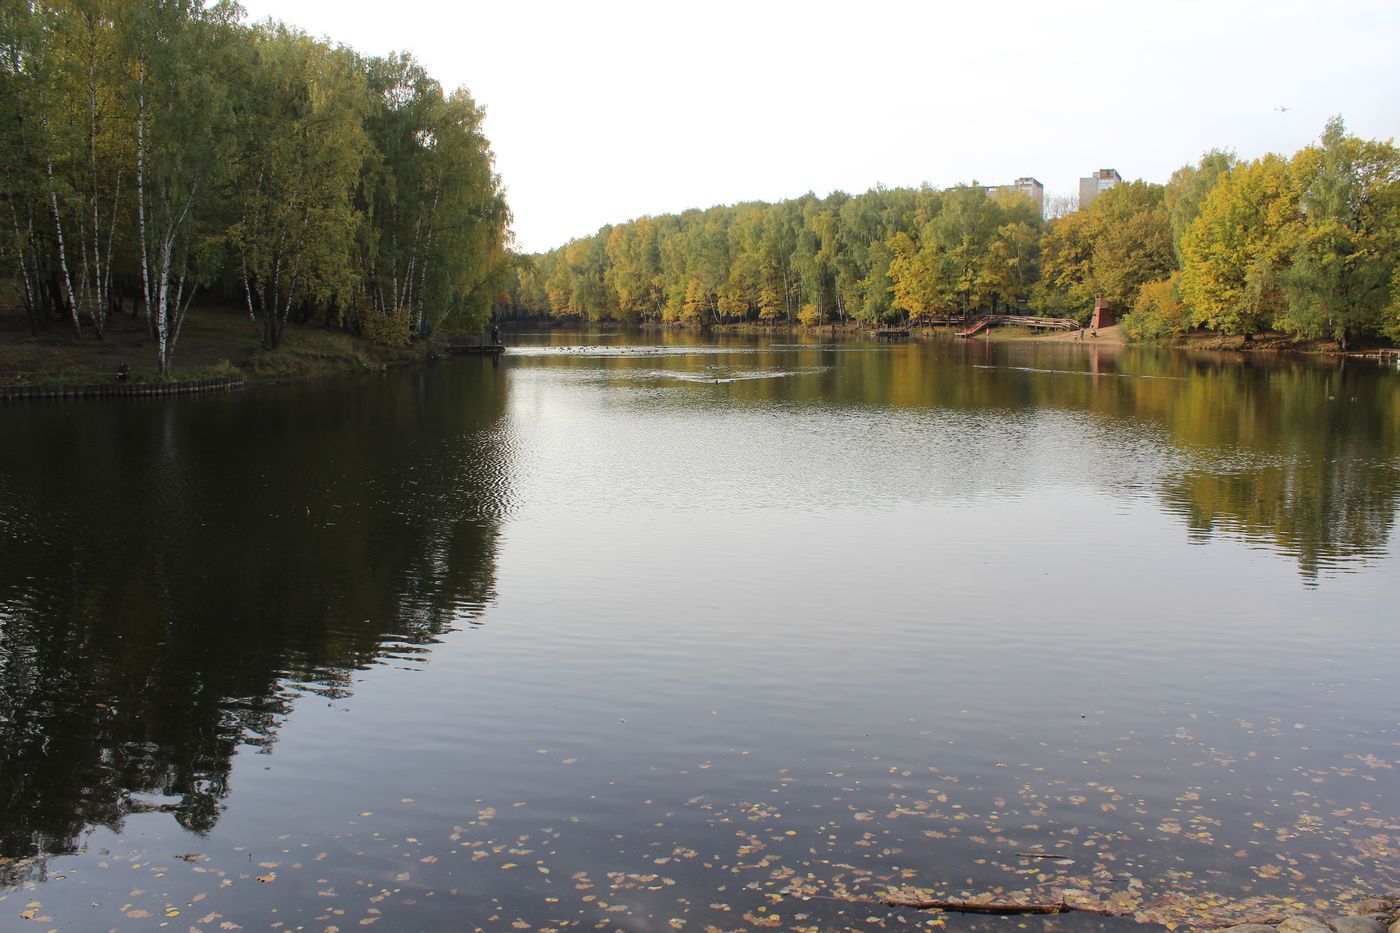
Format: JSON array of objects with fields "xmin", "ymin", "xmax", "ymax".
[{"xmin": 2, "ymin": 331, "xmax": 1398, "ymax": 932}]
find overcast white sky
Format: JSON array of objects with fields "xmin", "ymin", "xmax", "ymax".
[{"xmin": 240, "ymin": 0, "xmax": 1400, "ymax": 254}]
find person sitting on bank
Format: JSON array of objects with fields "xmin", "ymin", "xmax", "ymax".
[{"xmin": 116, "ymin": 361, "xmax": 130, "ymax": 382}]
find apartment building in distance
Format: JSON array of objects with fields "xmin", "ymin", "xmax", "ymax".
[
  {"xmin": 985, "ymin": 177, "xmax": 1045, "ymax": 216},
  {"xmin": 1078, "ymin": 168, "xmax": 1121, "ymax": 210}
]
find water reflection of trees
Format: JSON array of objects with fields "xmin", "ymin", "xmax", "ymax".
[
  {"xmin": 1151, "ymin": 359, "xmax": 1399, "ymax": 583},
  {"xmin": 0, "ymin": 361, "xmax": 510, "ymax": 857},
  {"xmin": 686, "ymin": 337, "xmax": 1397, "ymax": 582},
  {"xmin": 534, "ymin": 336, "xmax": 1398, "ymax": 582},
  {"xmin": 937, "ymin": 345, "xmax": 1399, "ymax": 583}
]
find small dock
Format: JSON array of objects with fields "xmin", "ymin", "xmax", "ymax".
[
  {"xmin": 445, "ymin": 343, "xmax": 505, "ymax": 356},
  {"xmin": 874, "ymin": 329, "xmax": 910, "ymax": 341}
]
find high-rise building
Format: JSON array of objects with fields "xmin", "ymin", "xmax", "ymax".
[
  {"xmin": 1078, "ymin": 168, "xmax": 1121, "ymax": 210},
  {"xmin": 985, "ymin": 177, "xmax": 1045, "ymax": 216}
]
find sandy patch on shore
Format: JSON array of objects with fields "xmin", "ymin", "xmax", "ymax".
[{"xmin": 1010, "ymin": 323, "xmax": 1126, "ymax": 346}]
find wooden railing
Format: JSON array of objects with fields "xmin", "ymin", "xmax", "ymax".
[
  {"xmin": 956, "ymin": 316, "xmax": 992, "ymax": 337},
  {"xmin": 996, "ymin": 315, "xmax": 1078, "ymax": 330},
  {"xmin": 957, "ymin": 314, "xmax": 1077, "ymax": 337}
]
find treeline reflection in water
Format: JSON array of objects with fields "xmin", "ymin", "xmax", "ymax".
[
  {"xmin": 1, "ymin": 334, "xmax": 1397, "ymax": 873},
  {"xmin": 521, "ymin": 332, "xmax": 1400, "ymax": 584},
  {"xmin": 0, "ymin": 361, "xmax": 511, "ymax": 858}
]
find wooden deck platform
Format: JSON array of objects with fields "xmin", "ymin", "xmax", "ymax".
[
  {"xmin": 444, "ymin": 343, "xmax": 505, "ymax": 356},
  {"xmin": 957, "ymin": 314, "xmax": 1077, "ymax": 337}
]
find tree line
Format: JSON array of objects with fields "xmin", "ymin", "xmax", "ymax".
[
  {"xmin": 1, "ymin": 0, "xmax": 512, "ymax": 374},
  {"xmin": 505, "ymin": 119, "xmax": 1399, "ymax": 349}
]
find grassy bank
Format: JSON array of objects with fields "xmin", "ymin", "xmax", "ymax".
[{"xmin": 0, "ymin": 302, "xmax": 437, "ymax": 388}]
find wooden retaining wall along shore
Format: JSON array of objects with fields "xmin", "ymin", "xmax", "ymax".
[{"xmin": 0, "ymin": 375, "xmax": 246, "ymax": 402}]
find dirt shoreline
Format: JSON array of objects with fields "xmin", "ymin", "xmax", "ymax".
[
  {"xmin": 0, "ymin": 303, "xmax": 455, "ymax": 389},
  {"xmin": 5, "ymin": 307, "xmax": 1395, "ymax": 392}
]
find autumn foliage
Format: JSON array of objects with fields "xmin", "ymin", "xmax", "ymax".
[{"xmin": 509, "ymin": 120, "xmax": 1399, "ymax": 347}]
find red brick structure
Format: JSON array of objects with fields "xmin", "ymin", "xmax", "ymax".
[{"xmin": 1091, "ymin": 297, "xmax": 1115, "ymax": 330}]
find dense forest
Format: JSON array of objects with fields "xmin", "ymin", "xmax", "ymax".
[
  {"xmin": 507, "ymin": 120, "xmax": 1400, "ymax": 349},
  {"xmin": 4, "ymin": 2, "xmax": 1397, "ymax": 379},
  {"xmin": 0, "ymin": 0, "xmax": 512, "ymax": 374}
]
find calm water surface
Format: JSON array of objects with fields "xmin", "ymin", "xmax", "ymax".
[{"xmin": 2, "ymin": 332, "xmax": 1398, "ymax": 931}]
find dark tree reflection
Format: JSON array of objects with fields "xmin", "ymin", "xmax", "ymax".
[{"xmin": 0, "ymin": 360, "xmax": 511, "ymax": 857}]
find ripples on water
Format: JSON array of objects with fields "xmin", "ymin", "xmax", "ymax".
[{"xmin": 1, "ymin": 333, "xmax": 1397, "ymax": 930}]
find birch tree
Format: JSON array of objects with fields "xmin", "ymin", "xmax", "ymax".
[
  {"xmin": 0, "ymin": 0, "xmax": 54, "ymax": 333},
  {"xmin": 47, "ymin": 0, "xmax": 134, "ymax": 339},
  {"xmin": 228, "ymin": 25, "xmax": 366, "ymax": 349},
  {"xmin": 410, "ymin": 87, "xmax": 511, "ymax": 334},
  {"xmin": 1278, "ymin": 118, "xmax": 1400, "ymax": 349},
  {"xmin": 128, "ymin": 0, "xmax": 240, "ymax": 375}
]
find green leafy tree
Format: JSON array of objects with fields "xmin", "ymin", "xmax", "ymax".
[
  {"xmin": 0, "ymin": 0, "xmax": 61, "ymax": 333},
  {"xmin": 47, "ymin": 0, "xmax": 137, "ymax": 339},
  {"xmin": 1036, "ymin": 181, "xmax": 1172, "ymax": 323},
  {"xmin": 887, "ymin": 229, "xmax": 938, "ymax": 317},
  {"xmin": 1180, "ymin": 153, "xmax": 1306, "ymax": 336},
  {"xmin": 129, "ymin": 0, "xmax": 243, "ymax": 375},
  {"xmin": 1164, "ymin": 149, "xmax": 1236, "ymax": 263},
  {"xmin": 1122, "ymin": 274, "xmax": 1191, "ymax": 341},
  {"xmin": 858, "ymin": 238, "xmax": 894, "ymax": 322},
  {"xmin": 1277, "ymin": 118, "xmax": 1400, "ymax": 348},
  {"xmin": 227, "ymin": 25, "xmax": 367, "ymax": 349}
]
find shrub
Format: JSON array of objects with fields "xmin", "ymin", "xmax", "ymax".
[
  {"xmin": 359, "ymin": 307, "xmax": 415, "ymax": 347},
  {"xmin": 797, "ymin": 303, "xmax": 823, "ymax": 327},
  {"xmin": 1123, "ymin": 274, "xmax": 1191, "ymax": 341}
]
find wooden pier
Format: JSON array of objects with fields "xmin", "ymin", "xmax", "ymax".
[{"xmin": 444, "ymin": 343, "xmax": 505, "ymax": 356}]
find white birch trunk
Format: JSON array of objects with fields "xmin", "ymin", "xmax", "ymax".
[
  {"xmin": 85, "ymin": 24, "xmax": 106, "ymax": 338},
  {"xmin": 155, "ymin": 239, "xmax": 171, "ymax": 375},
  {"xmin": 136, "ymin": 59, "xmax": 154, "ymax": 337},
  {"xmin": 414, "ymin": 186, "xmax": 441, "ymax": 334},
  {"xmin": 46, "ymin": 155, "xmax": 81, "ymax": 339},
  {"xmin": 101, "ymin": 174, "xmax": 121, "ymax": 325},
  {"xmin": 170, "ymin": 274, "xmax": 195, "ymax": 355},
  {"xmin": 9, "ymin": 203, "xmax": 40, "ymax": 326}
]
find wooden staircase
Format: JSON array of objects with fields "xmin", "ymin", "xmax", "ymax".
[{"xmin": 956, "ymin": 316, "xmax": 992, "ymax": 337}]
